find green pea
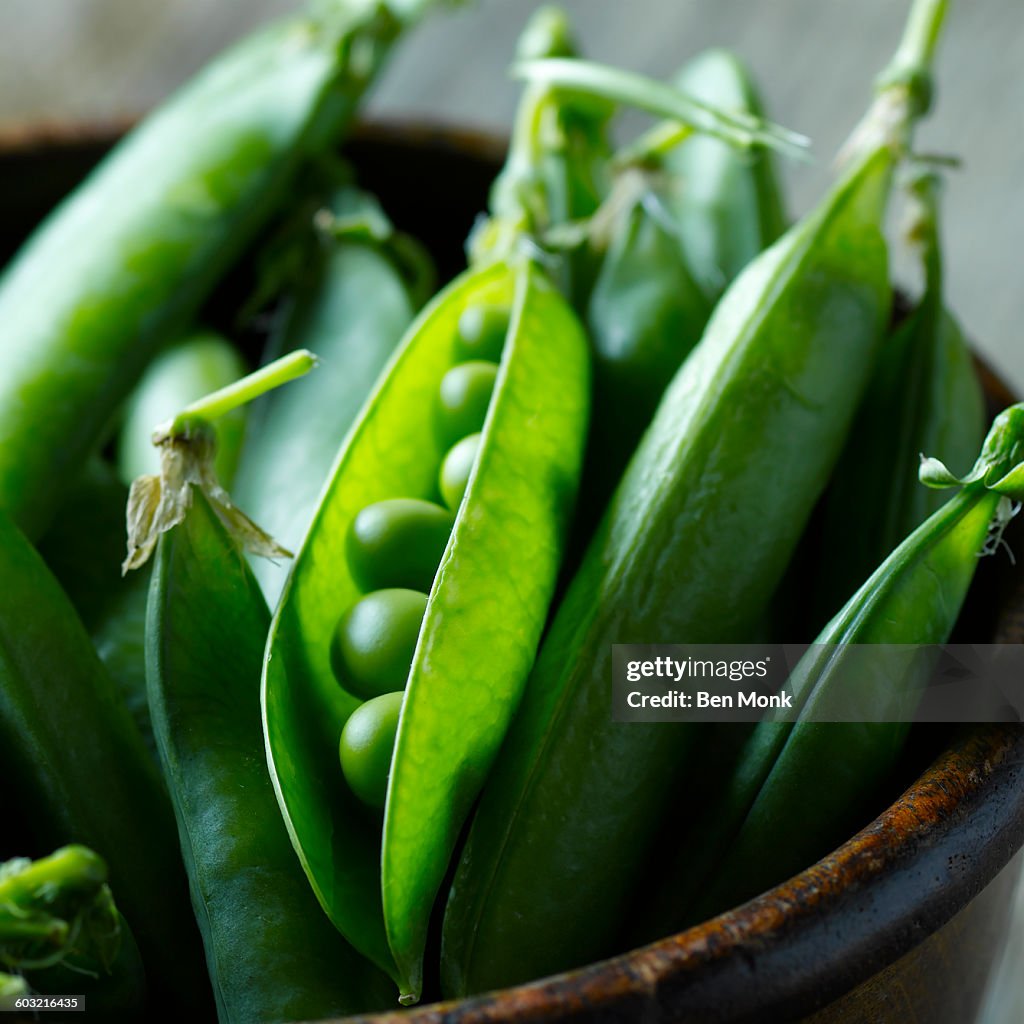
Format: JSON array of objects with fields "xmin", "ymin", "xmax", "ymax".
[
  {"xmin": 339, "ymin": 692, "xmax": 404, "ymax": 809},
  {"xmin": 455, "ymin": 305, "xmax": 509, "ymax": 363},
  {"xmin": 438, "ymin": 433, "xmax": 482, "ymax": 511},
  {"xmin": 347, "ymin": 499, "xmax": 454, "ymax": 594},
  {"xmin": 331, "ymin": 589, "xmax": 427, "ymax": 700},
  {"xmin": 436, "ymin": 362, "xmax": 499, "ymax": 446}
]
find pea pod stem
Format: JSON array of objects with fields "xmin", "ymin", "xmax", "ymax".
[
  {"xmin": 839, "ymin": 0, "xmax": 949, "ymax": 165},
  {"xmin": 160, "ymin": 349, "xmax": 318, "ymax": 442},
  {"xmin": 474, "ymin": 8, "xmax": 612, "ymax": 281},
  {"xmin": 513, "ymin": 58, "xmax": 809, "ymax": 156},
  {"xmin": 0, "ymin": 918, "xmax": 66, "ymax": 945},
  {"xmin": 879, "ymin": 0, "xmax": 948, "ymax": 109},
  {"xmin": 611, "ymin": 121, "xmax": 695, "ymax": 170},
  {"xmin": 124, "ymin": 352, "xmax": 314, "ymax": 573}
]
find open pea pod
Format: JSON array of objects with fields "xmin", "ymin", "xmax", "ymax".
[{"xmin": 263, "ymin": 257, "xmax": 589, "ymax": 1003}]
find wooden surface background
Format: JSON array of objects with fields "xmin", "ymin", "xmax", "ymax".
[{"xmin": 0, "ymin": 2, "xmax": 1021, "ymax": 1021}]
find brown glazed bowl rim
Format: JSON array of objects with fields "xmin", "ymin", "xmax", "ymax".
[{"xmin": 3, "ymin": 117, "xmax": 1023, "ymax": 1024}]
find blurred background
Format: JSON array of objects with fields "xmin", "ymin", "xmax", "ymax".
[
  {"xmin": 1, "ymin": 0, "xmax": 1022, "ymax": 392},
  {"xmin": 0, "ymin": 2, "xmax": 1021, "ymax": 1021}
]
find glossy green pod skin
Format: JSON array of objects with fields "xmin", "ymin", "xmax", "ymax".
[
  {"xmin": 651, "ymin": 406, "xmax": 1024, "ymax": 930},
  {"xmin": 441, "ymin": 147, "xmax": 894, "ymax": 996},
  {"xmin": 0, "ymin": 3, "xmax": 411, "ymax": 538},
  {"xmin": 147, "ymin": 491, "xmax": 393, "ymax": 1024},
  {"xmin": 233, "ymin": 186, "xmax": 423, "ymax": 604},
  {"xmin": 263, "ymin": 258, "xmax": 589, "ymax": 1003},
  {"xmin": 0, "ymin": 512, "xmax": 209, "ymax": 1010},
  {"xmin": 810, "ymin": 176, "xmax": 985, "ymax": 627},
  {"xmin": 38, "ymin": 461, "xmax": 153, "ymax": 753},
  {"xmin": 118, "ymin": 331, "xmax": 248, "ymax": 487},
  {"xmin": 668, "ymin": 48, "xmax": 788, "ymax": 302},
  {"xmin": 579, "ymin": 188, "xmax": 710, "ymax": 533}
]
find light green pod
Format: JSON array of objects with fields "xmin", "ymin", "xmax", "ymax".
[{"xmin": 263, "ymin": 259, "xmax": 590, "ymax": 1005}]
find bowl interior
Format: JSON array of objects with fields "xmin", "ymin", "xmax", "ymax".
[{"xmin": 1, "ymin": 119, "xmax": 1022, "ymax": 1024}]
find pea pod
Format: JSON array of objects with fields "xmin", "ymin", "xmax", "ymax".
[
  {"xmin": 441, "ymin": 137, "xmax": 895, "ymax": 998},
  {"xmin": 440, "ymin": 0, "xmax": 957, "ymax": 981},
  {"xmin": 668, "ymin": 48, "xmax": 788, "ymax": 301},
  {"xmin": 46, "ymin": 333, "xmax": 251, "ymax": 753},
  {"xmin": 515, "ymin": 43, "xmax": 798, "ymax": 539},
  {"xmin": 233, "ymin": 185, "xmax": 427, "ymax": 604},
  {"xmin": 578, "ymin": 179, "xmax": 710, "ymax": 530},
  {"xmin": 262, "ymin": 258, "xmax": 590, "ymax": 1003},
  {"xmin": 650, "ymin": 405, "xmax": 1024, "ymax": 930},
  {"xmin": 118, "ymin": 331, "xmax": 248, "ymax": 487},
  {"xmin": 38, "ymin": 461, "xmax": 153, "ymax": 752},
  {"xmin": 0, "ymin": 0, "xmax": 437, "ymax": 538},
  {"xmin": 0, "ymin": 512, "xmax": 208, "ymax": 1009},
  {"xmin": 811, "ymin": 170, "xmax": 985, "ymax": 626},
  {"xmin": 147, "ymin": 490, "xmax": 393, "ymax": 1023}
]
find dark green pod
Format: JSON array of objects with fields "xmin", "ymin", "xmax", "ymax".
[
  {"xmin": 810, "ymin": 174, "xmax": 985, "ymax": 626},
  {"xmin": 442, "ymin": 147, "xmax": 894, "ymax": 997},
  {"xmin": 580, "ymin": 186, "xmax": 710, "ymax": 527},
  {"xmin": 147, "ymin": 491, "xmax": 393, "ymax": 1024},
  {"xmin": 652, "ymin": 406, "xmax": 1024, "ymax": 930},
  {"xmin": 0, "ymin": 511, "xmax": 208, "ymax": 1011},
  {"xmin": 668, "ymin": 48, "xmax": 788, "ymax": 301},
  {"xmin": 38, "ymin": 460, "xmax": 152, "ymax": 754}
]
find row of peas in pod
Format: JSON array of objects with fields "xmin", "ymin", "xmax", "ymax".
[{"xmin": 334, "ymin": 303, "xmax": 511, "ymax": 808}]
